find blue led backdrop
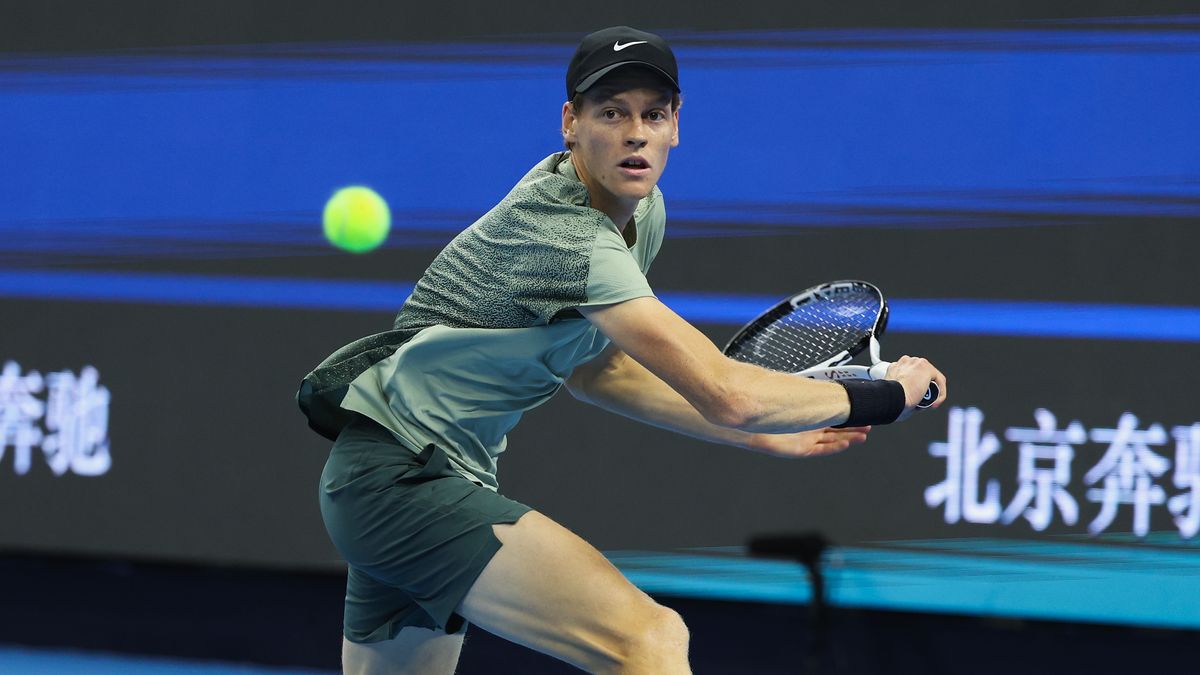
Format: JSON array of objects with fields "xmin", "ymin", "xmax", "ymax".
[{"xmin": 2, "ymin": 14, "xmax": 1199, "ymax": 629}]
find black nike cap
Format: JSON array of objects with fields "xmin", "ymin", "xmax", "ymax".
[{"xmin": 566, "ymin": 26, "xmax": 680, "ymax": 100}]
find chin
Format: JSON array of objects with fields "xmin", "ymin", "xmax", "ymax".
[{"xmin": 620, "ymin": 183, "xmax": 656, "ymax": 199}]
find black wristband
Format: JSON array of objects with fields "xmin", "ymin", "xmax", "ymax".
[{"xmin": 833, "ymin": 379, "xmax": 906, "ymax": 428}]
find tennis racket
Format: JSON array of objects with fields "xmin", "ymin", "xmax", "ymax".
[{"xmin": 722, "ymin": 280, "xmax": 938, "ymax": 409}]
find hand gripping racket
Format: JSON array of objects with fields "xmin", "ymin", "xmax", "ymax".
[{"xmin": 722, "ymin": 280, "xmax": 938, "ymax": 408}]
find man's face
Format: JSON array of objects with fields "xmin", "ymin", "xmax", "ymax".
[{"xmin": 562, "ymin": 73, "xmax": 679, "ymax": 210}]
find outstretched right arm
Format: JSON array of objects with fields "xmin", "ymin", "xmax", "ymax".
[{"xmin": 578, "ymin": 296, "xmax": 943, "ymax": 434}]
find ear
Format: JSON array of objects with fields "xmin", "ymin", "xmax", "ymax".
[
  {"xmin": 562, "ymin": 101, "xmax": 578, "ymax": 144},
  {"xmin": 670, "ymin": 106, "xmax": 680, "ymax": 148}
]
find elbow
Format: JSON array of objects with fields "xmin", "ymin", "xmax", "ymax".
[
  {"xmin": 698, "ymin": 390, "xmax": 759, "ymax": 431},
  {"xmin": 691, "ymin": 361, "xmax": 760, "ymax": 430}
]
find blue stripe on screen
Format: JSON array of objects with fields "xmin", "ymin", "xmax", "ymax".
[
  {"xmin": 2, "ymin": 269, "xmax": 1198, "ymax": 342},
  {"xmin": 2, "ymin": 29, "xmax": 1197, "ymax": 229},
  {"xmin": 0, "ymin": 270, "xmax": 413, "ymax": 312}
]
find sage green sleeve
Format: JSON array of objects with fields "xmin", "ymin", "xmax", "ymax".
[{"xmin": 580, "ymin": 227, "xmax": 654, "ymax": 307}]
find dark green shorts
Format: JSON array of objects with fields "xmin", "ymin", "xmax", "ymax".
[{"xmin": 318, "ymin": 416, "xmax": 532, "ymax": 642}]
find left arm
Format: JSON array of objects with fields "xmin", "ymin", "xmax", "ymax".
[{"xmin": 566, "ymin": 344, "xmax": 869, "ymax": 458}]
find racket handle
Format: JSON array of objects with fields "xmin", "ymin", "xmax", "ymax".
[
  {"xmin": 919, "ymin": 381, "xmax": 939, "ymax": 409},
  {"xmin": 867, "ymin": 361, "xmax": 938, "ymax": 409}
]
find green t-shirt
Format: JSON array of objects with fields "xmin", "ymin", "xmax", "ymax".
[{"xmin": 304, "ymin": 152, "xmax": 666, "ymax": 489}]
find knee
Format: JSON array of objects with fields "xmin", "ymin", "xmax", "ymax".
[
  {"xmin": 618, "ymin": 604, "xmax": 690, "ymax": 667},
  {"xmin": 650, "ymin": 606, "xmax": 690, "ymax": 651}
]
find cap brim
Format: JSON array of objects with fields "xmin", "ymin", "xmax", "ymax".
[{"xmin": 574, "ymin": 61, "xmax": 680, "ymax": 95}]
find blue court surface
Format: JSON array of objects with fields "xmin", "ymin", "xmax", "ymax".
[
  {"xmin": 609, "ymin": 534, "xmax": 1200, "ymax": 631},
  {"xmin": 0, "ymin": 645, "xmax": 336, "ymax": 675},
  {"xmin": 3, "ymin": 535, "xmax": 1195, "ymax": 672}
]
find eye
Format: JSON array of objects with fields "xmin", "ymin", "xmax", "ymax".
[
  {"xmin": 647, "ymin": 110, "xmax": 666, "ymax": 122},
  {"xmin": 602, "ymin": 109, "xmax": 621, "ymax": 120}
]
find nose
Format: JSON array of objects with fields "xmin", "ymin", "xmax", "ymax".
[{"xmin": 625, "ymin": 119, "xmax": 648, "ymax": 149}]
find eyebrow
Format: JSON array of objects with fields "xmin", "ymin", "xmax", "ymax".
[{"xmin": 595, "ymin": 91, "xmax": 673, "ymax": 107}]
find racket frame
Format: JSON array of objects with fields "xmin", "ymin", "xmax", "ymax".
[
  {"xmin": 723, "ymin": 280, "xmax": 889, "ymax": 370},
  {"xmin": 723, "ymin": 280, "xmax": 936, "ymax": 409}
]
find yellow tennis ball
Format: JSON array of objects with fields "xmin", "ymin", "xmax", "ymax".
[{"xmin": 322, "ymin": 186, "xmax": 391, "ymax": 253}]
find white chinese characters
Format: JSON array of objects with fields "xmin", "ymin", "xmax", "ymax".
[
  {"xmin": 0, "ymin": 361, "xmax": 111, "ymax": 477},
  {"xmin": 1084, "ymin": 414, "xmax": 1169, "ymax": 537},
  {"xmin": 1002, "ymin": 409, "xmax": 1083, "ymax": 531},
  {"xmin": 927, "ymin": 407, "xmax": 1195, "ymax": 539},
  {"xmin": 1169, "ymin": 424, "xmax": 1200, "ymax": 538},
  {"xmin": 925, "ymin": 407, "xmax": 1002, "ymax": 524}
]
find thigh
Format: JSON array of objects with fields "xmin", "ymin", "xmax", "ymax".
[
  {"xmin": 342, "ymin": 627, "xmax": 464, "ymax": 675},
  {"xmin": 456, "ymin": 510, "xmax": 666, "ymax": 672}
]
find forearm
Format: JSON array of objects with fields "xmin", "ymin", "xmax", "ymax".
[
  {"xmin": 571, "ymin": 354, "xmax": 759, "ymax": 448},
  {"xmin": 619, "ymin": 348, "xmax": 851, "ymax": 434},
  {"xmin": 717, "ymin": 359, "xmax": 851, "ymax": 433},
  {"xmin": 571, "ymin": 351, "xmax": 845, "ymax": 447},
  {"xmin": 580, "ymin": 298, "xmax": 852, "ymax": 434}
]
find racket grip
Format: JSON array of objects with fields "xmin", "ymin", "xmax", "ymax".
[
  {"xmin": 919, "ymin": 381, "xmax": 939, "ymax": 409},
  {"xmin": 867, "ymin": 361, "xmax": 938, "ymax": 409}
]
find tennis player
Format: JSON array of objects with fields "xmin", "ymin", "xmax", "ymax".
[{"xmin": 299, "ymin": 25, "xmax": 946, "ymax": 675}]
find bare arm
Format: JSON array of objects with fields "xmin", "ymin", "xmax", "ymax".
[
  {"xmin": 578, "ymin": 296, "xmax": 851, "ymax": 433},
  {"xmin": 579, "ymin": 296, "xmax": 945, "ymax": 434},
  {"xmin": 566, "ymin": 342, "xmax": 759, "ymax": 446},
  {"xmin": 566, "ymin": 342, "xmax": 871, "ymax": 456}
]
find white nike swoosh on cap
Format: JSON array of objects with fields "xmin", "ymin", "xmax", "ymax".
[{"xmin": 613, "ymin": 40, "xmax": 648, "ymax": 51}]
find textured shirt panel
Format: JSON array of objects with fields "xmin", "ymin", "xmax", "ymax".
[{"xmin": 394, "ymin": 158, "xmax": 613, "ymax": 332}]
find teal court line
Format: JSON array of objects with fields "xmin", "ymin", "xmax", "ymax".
[
  {"xmin": 0, "ymin": 646, "xmax": 335, "ymax": 675},
  {"xmin": 607, "ymin": 535, "xmax": 1200, "ymax": 631}
]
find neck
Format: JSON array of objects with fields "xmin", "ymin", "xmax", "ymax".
[
  {"xmin": 590, "ymin": 194, "xmax": 638, "ymax": 233},
  {"xmin": 570, "ymin": 155, "xmax": 637, "ymax": 231}
]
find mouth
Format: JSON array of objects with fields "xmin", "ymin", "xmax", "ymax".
[{"xmin": 617, "ymin": 156, "xmax": 652, "ymax": 176}]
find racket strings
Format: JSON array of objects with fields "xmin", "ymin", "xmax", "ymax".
[{"xmin": 729, "ymin": 290, "xmax": 879, "ymax": 372}]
